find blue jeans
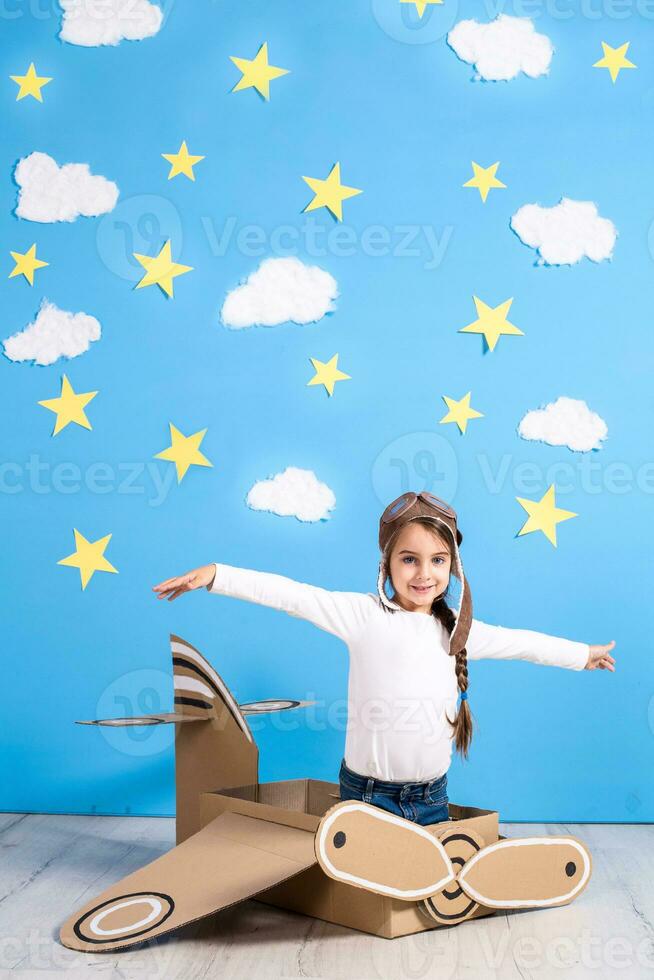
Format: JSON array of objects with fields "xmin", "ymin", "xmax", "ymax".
[{"xmin": 338, "ymin": 758, "xmax": 449, "ymax": 826}]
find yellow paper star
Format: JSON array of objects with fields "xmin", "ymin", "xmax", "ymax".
[
  {"xmin": 133, "ymin": 240, "xmax": 193, "ymax": 298},
  {"xmin": 230, "ymin": 41, "xmax": 289, "ymax": 100},
  {"xmin": 161, "ymin": 140, "xmax": 205, "ymax": 181},
  {"xmin": 302, "ymin": 162, "xmax": 362, "ymax": 222},
  {"xmin": 306, "ymin": 354, "xmax": 351, "ymax": 396},
  {"xmin": 459, "ymin": 296, "xmax": 524, "ymax": 352},
  {"xmin": 154, "ymin": 423, "xmax": 213, "ymax": 483},
  {"xmin": 400, "ymin": 0, "xmax": 443, "ymax": 15},
  {"xmin": 9, "ymin": 243, "xmax": 48, "ymax": 285},
  {"xmin": 58, "ymin": 529, "xmax": 118, "ymax": 590},
  {"xmin": 463, "ymin": 162, "xmax": 506, "ymax": 203},
  {"xmin": 439, "ymin": 392, "xmax": 484, "ymax": 434},
  {"xmin": 592, "ymin": 41, "xmax": 636, "ymax": 83},
  {"xmin": 10, "ymin": 62, "xmax": 52, "ymax": 102},
  {"xmin": 516, "ymin": 484, "xmax": 578, "ymax": 547},
  {"xmin": 38, "ymin": 374, "xmax": 98, "ymax": 436}
]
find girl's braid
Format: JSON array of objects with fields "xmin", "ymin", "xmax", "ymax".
[{"xmin": 431, "ymin": 596, "xmax": 473, "ymax": 757}]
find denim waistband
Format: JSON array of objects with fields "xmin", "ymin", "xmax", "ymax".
[{"xmin": 339, "ymin": 757, "xmax": 447, "ymax": 800}]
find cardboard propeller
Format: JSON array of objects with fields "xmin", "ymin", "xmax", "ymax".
[{"xmin": 315, "ymin": 802, "xmax": 592, "ymax": 920}]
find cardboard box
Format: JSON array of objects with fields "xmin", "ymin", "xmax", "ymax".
[{"xmin": 199, "ymin": 779, "xmax": 500, "ymax": 938}]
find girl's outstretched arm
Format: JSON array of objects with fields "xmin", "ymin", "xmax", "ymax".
[
  {"xmin": 152, "ymin": 562, "xmax": 374, "ymax": 644},
  {"xmin": 466, "ymin": 619, "xmax": 616, "ymax": 672}
]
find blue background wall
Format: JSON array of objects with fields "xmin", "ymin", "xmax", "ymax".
[{"xmin": 2, "ymin": 0, "xmax": 652, "ymax": 821}]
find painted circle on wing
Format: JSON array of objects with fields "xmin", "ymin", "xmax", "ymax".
[
  {"xmin": 420, "ymin": 830, "xmax": 483, "ymax": 925},
  {"xmin": 240, "ymin": 699, "xmax": 300, "ymax": 712},
  {"xmin": 96, "ymin": 717, "xmax": 164, "ymax": 726},
  {"xmin": 73, "ymin": 891, "xmax": 175, "ymax": 943}
]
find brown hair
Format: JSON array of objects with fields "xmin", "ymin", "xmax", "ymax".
[{"xmin": 382, "ymin": 516, "xmax": 474, "ymax": 758}]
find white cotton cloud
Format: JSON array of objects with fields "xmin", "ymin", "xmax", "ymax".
[
  {"xmin": 510, "ymin": 197, "xmax": 617, "ymax": 266},
  {"xmin": 59, "ymin": 0, "xmax": 163, "ymax": 47},
  {"xmin": 246, "ymin": 467, "xmax": 336, "ymax": 522},
  {"xmin": 3, "ymin": 299, "xmax": 101, "ymax": 366},
  {"xmin": 518, "ymin": 396, "xmax": 608, "ymax": 453},
  {"xmin": 221, "ymin": 257, "xmax": 338, "ymax": 329},
  {"xmin": 14, "ymin": 152, "xmax": 119, "ymax": 223},
  {"xmin": 447, "ymin": 14, "xmax": 553, "ymax": 81}
]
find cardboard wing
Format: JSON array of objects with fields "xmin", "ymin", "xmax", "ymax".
[
  {"xmin": 59, "ymin": 810, "xmax": 318, "ymax": 953},
  {"xmin": 77, "ymin": 714, "xmax": 206, "ymax": 726},
  {"xmin": 77, "ymin": 701, "xmax": 316, "ymax": 726}
]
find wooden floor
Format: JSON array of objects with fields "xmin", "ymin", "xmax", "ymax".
[{"xmin": 1, "ymin": 812, "xmax": 652, "ymax": 979}]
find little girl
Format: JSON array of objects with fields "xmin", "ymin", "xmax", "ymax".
[{"xmin": 152, "ymin": 491, "xmax": 615, "ymax": 827}]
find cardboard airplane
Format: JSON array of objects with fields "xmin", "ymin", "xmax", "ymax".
[{"xmin": 60, "ymin": 634, "xmax": 592, "ymax": 951}]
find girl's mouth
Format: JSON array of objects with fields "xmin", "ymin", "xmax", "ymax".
[{"xmin": 411, "ymin": 585, "xmax": 433, "ymax": 594}]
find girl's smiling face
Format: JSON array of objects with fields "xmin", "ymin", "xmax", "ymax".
[{"xmin": 387, "ymin": 521, "xmax": 452, "ymax": 615}]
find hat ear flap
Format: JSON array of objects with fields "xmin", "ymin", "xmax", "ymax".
[{"xmin": 377, "ymin": 558, "xmax": 396, "ymax": 611}]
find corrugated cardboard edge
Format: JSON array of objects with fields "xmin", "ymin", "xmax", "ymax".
[{"xmin": 200, "ymin": 782, "xmax": 501, "ymax": 939}]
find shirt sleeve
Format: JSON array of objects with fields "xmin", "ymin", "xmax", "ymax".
[
  {"xmin": 206, "ymin": 562, "xmax": 374, "ymax": 645},
  {"xmin": 466, "ymin": 618, "xmax": 589, "ymax": 671}
]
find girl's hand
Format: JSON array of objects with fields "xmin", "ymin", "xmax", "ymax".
[
  {"xmin": 152, "ymin": 564, "xmax": 216, "ymax": 601},
  {"xmin": 585, "ymin": 640, "xmax": 616, "ymax": 672}
]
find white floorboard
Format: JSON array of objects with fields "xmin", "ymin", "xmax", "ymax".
[{"xmin": 0, "ymin": 814, "xmax": 652, "ymax": 979}]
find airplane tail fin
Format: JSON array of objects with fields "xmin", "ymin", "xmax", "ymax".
[
  {"xmin": 169, "ymin": 634, "xmax": 258, "ymax": 843},
  {"xmin": 170, "ymin": 633, "xmax": 252, "ymax": 741}
]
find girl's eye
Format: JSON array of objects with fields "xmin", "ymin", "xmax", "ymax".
[{"xmin": 402, "ymin": 556, "xmax": 445, "ymax": 564}]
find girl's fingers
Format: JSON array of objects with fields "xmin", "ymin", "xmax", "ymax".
[
  {"xmin": 155, "ymin": 572, "xmax": 195, "ymax": 587},
  {"xmin": 154, "ymin": 575, "xmax": 191, "ymax": 593},
  {"xmin": 153, "ymin": 580, "xmax": 178, "ymax": 592}
]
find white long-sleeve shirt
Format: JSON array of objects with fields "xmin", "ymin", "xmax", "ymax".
[{"xmin": 207, "ymin": 563, "xmax": 589, "ymax": 782}]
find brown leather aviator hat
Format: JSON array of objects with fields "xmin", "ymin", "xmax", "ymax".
[{"xmin": 377, "ymin": 491, "xmax": 473, "ymax": 657}]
